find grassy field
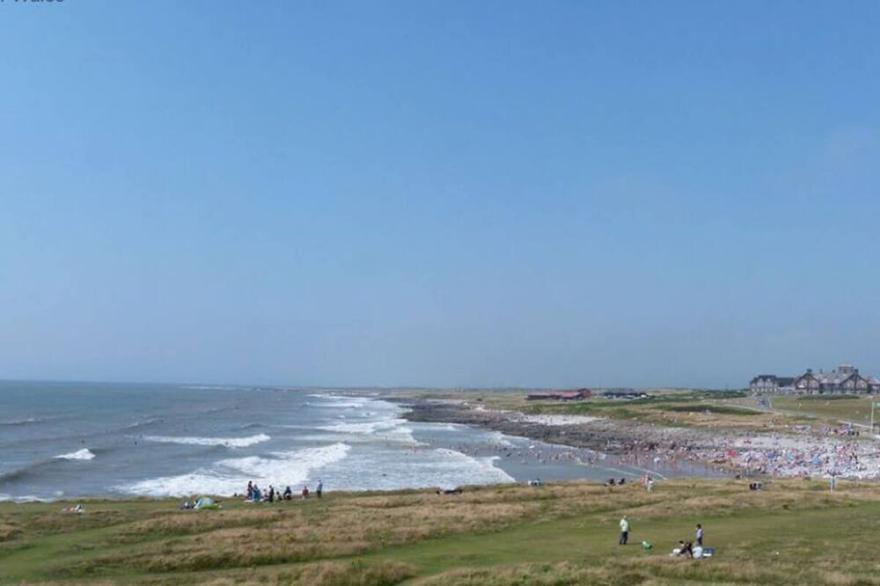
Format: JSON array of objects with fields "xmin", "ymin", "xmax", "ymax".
[
  {"xmin": 3, "ymin": 479, "xmax": 880, "ymax": 585},
  {"xmin": 400, "ymin": 388, "xmax": 805, "ymax": 431},
  {"xmin": 770, "ymin": 395, "xmax": 877, "ymax": 427}
]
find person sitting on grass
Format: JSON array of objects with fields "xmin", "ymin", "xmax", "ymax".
[
  {"xmin": 677, "ymin": 540, "xmax": 694, "ymax": 558},
  {"xmin": 283, "ymin": 485, "xmax": 292, "ymax": 500}
]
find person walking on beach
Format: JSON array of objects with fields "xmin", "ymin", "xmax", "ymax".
[
  {"xmin": 619, "ymin": 516, "xmax": 630, "ymax": 545},
  {"xmin": 695, "ymin": 524, "xmax": 703, "ymax": 547}
]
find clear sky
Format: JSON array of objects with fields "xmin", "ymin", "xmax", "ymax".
[{"xmin": 1, "ymin": 1, "xmax": 878, "ymax": 388}]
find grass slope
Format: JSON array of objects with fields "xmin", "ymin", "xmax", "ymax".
[
  {"xmin": 771, "ymin": 395, "xmax": 877, "ymax": 426},
  {"xmin": 3, "ymin": 479, "xmax": 880, "ymax": 585}
]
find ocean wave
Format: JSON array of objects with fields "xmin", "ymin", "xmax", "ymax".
[
  {"xmin": 431, "ymin": 448, "xmax": 516, "ymax": 485},
  {"xmin": 319, "ymin": 418, "xmax": 407, "ymax": 434},
  {"xmin": 0, "ymin": 416, "xmax": 60, "ymax": 426},
  {"xmin": 0, "ymin": 493, "xmax": 51, "ymax": 503},
  {"xmin": 312, "ymin": 394, "xmax": 370, "ymax": 408},
  {"xmin": 122, "ymin": 417, "xmax": 163, "ymax": 431},
  {"xmin": 487, "ymin": 431, "xmax": 516, "ymax": 448},
  {"xmin": 219, "ymin": 442, "xmax": 351, "ymax": 480},
  {"xmin": 0, "ymin": 450, "xmax": 100, "ymax": 484},
  {"xmin": 306, "ymin": 446, "xmax": 516, "ymax": 492},
  {"xmin": 55, "ymin": 448, "xmax": 96, "ymax": 461},
  {"xmin": 317, "ymin": 418, "xmax": 420, "ymax": 446},
  {"xmin": 143, "ymin": 433, "xmax": 270, "ymax": 448},
  {"xmin": 121, "ymin": 442, "xmax": 351, "ymax": 497},
  {"xmin": 0, "ymin": 462, "xmax": 50, "ymax": 483}
]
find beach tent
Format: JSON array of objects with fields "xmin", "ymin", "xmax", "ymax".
[{"xmin": 194, "ymin": 497, "xmax": 217, "ymax": 510}]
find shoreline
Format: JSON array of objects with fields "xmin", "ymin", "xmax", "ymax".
[
  {"xmin": 397, "ymin": 397, "xmax": 880, "ymax": 481},
  {"xmin": 398, "ymin": 398, "xmax": 732, "ymax": 477}
]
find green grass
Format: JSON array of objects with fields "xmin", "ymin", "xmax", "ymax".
[
  {"xmin": 660, "ymin": 404, "xmax": 760, "ymax": 416},
  {"xmin": 3, "ymin": 480, "xmax": 880, "ymax": 585},
  {"xmin": 772, "ymin": 395, "xmax": 876, "ymax": 425},
  {"xmin": 519, "ymin": 396, "xmax": 796, "ymax": 430}
]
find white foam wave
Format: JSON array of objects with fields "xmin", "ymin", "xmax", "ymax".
[
  {"xmin": 312, "ymin": 446, "xmax": 516, "ymax": 492},
  {"xmin": 318, "ymin": 417, "xmax": 420, "ymax": 445},
  {"xmin": 311, "ymin": 394, "xmax": 370, "ymax": 408},
  {"xmin": 122, "ymin": 442, "xmax": 351, "ymax": 497},
  {"xmin": 0, "ymin": 493, "xmax": 51, "ymax": 503},
  {"xmin": 55, "ymin": 449, "xmax": 96, "ymax": 461},
  {"xmin": 432, "ymin": 449, "xmax": 515, "ymax": 485},
  {"xmin": 143, "ymin": 433, "xmax": 270, "ymax": 448},
  {"xmin": 1, "ymin": 416, "xmax": 58, "ymax": 426},
  {"xmin": 487, "ymin": 431, "xmax": 516, "ymax": 448},
  {"xmin": 319, "ymin": 418, "xmax": 406, "ymax": 434}
]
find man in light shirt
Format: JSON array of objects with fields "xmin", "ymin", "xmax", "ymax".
[{"xmin": 619, "ymin": 516, "xmax": 630, "ymax": 545}]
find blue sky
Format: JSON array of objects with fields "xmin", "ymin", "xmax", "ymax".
[{"xmin": 1, "ymin": 1, "xmax": 878, "ymax": 388}]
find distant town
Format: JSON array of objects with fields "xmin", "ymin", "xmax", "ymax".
[
  {"xmin": 750, "ymin": 364, "xmax": 880, "ymax": 394},
  {"xmin": 526, "ymin": 388, "xmax": 649, "ymax": 401}
]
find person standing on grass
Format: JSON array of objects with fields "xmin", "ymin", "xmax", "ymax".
[
  {"xmin": 695, "ymin": 523, "xmax": 703, "ymax": 546},
  {"xmin": 619, "ymin": 516, "xmax": 630, "ymax": 545},
  {"xmin": 316, "ymin": 479, "xmax": 323, "ymax": 498}
]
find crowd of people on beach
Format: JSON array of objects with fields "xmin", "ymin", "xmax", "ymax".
[
  {"xmin": 459, "ymin": 400, "xmax": 880, "ymax": 481},
  {"xmin": 244, "ymin": 479, "xmax": 323, "ymax": 502},
  {"xmin": 561, "ymin": 422, "xmax": 880, "ymax": 481},
  {"xmin": 716, "ymin": 429, "xmax": 876, "ymax": 478}
]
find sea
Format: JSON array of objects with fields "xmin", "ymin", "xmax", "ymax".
[{"xmin": 0, "ymin": 381, "xmax": 708, "ymax": 502}]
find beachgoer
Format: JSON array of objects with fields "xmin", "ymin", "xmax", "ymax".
[
  {"xmin": 316, "ymin": 479, "xmax": 323, "ymax": 498},
  {"xmin": 696, "ymin": 524, "xmax": 703, "ymax": 546},
  {"xmin": 302, "ymin": 485, "xmax": 310, "ymax": 499},
  {"xmin": 268, "ymin": 485, "xmax": 275, "ymax": 503},
  {"xmin": 647, "ymin": 477, "xmax": 654, "ymax": 492},
  {"xmin": 283, "ymin": 486, "xmax": 292, "ymax": 500},
  {"xmin": 619, "ymin": 516, "xmax": 629, "ymax": 545},
  {"xmin": 246, "ymin": 481, "xmax": 254, "ymax": 500},
  {"xmin": 253, "ymin": 485, "xmax": 262, "ymax": 502},
  {"xmin": 677, "ymin": 540, "xmax": 694, "ymax": 558}
]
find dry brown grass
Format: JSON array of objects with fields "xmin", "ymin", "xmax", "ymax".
[
  {"xmin": 52, "ymin": 490, "xmax": 546, "ymax": 576},
  {"xmin": 9, "ymin": 479, "xmax": 880, "ymax": 585},
  {"xmin": 45, "ymin": 479, "xmax": 880, "ymax": 578},
  {"xmin": 0, "ymin": 521, "xmax": 21, "ymax": 542},
  {"xmin": 34, "ymin": 561, "xmax": 415, "ymax": 586},
  {"xmin": 417, "ymin": 558, "xmax": 880, "ymax": 586},
  {"xmin": 194, "ymin": 560, "xmax": 416, "ymax": 586}
]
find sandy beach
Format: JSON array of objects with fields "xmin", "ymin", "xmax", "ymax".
[{"xmin": 401, "ymin": 398, "xmax": 880, "ymax": 480}]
